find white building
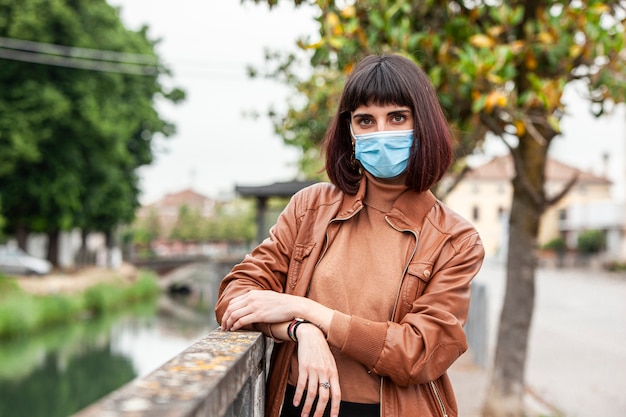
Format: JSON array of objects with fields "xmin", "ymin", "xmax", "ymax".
[{"xmin": 443, "ymin": 155, "xmax": 618, "ymax": 261}]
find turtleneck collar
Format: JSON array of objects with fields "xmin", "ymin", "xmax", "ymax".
[{"xmin": 362, "ymin": 171, "xmax": 409, "ymax": 213}]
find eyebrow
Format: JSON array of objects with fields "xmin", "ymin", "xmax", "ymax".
[{"xmin": 352, "ymin": 109, "xmax": 411, "ymax": 118}]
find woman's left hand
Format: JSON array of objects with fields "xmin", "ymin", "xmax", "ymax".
[
  {"xmin": 221, "ymin": 290, "xmax": 300, "ymax": 331},
  {"xmin": 293, "ymin": 324, "xmax": 341, "ymax": 417}
]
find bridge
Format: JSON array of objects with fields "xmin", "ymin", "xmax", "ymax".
[{"xmin": 131, "ymin": 254, "xmax": 244, "ymax": 276}]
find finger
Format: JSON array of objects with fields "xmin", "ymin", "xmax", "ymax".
[
  {"xmin": 329, "ymin": 378, "xmax": 341, "ymax": 417},
  {"xmin": 222, "ymin": 310, "xmax": 239, "ymax": 331},
  {"xmin": 313, "ymin": 379, "xmax": 330, "ymax": 417},
  {"xmin": 224, "ymin": 308, "xmax": 248, "ymax": 331},
  {"xmin": 292, "ymin": 373, "xmax": 308, "ymax": 407},
  {"xmin": 220, "ymin": 309, "xmax": 235, "ymax": 330},
  {"xmin": 221, "ymin": 300, "xmax": 241, "ymax": 330},
  {"xmin": 301, "ymin": 377, "xmax": 318, "ymax": 417}
]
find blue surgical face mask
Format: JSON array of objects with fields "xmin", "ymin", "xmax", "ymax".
[{"xmin": 350, "ymin": 126, "xmax": 414, "ymax": 179}]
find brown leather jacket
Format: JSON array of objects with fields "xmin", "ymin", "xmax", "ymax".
[{"xmin": 216, "ymin": 177, "xmax": 485, "ymax": 417}]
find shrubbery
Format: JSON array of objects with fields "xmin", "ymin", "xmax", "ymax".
[
  {"xmin": 577, "ymin": 230, "xmax": 605, "ymax": 255},
  {"xmin": 542, "ymin": 237, "xmax": 566, "ymax": 253}
]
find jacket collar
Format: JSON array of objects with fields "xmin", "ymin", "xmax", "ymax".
[{"xmin": 336, "ymin": 175, "xmax": 438, "ymax": 232}]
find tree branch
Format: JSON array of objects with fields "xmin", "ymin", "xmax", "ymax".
[{"xmin": 545, "ymin": 172, "xmax": 579, "ymax": 208}]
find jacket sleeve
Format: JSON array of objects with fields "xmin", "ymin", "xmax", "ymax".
[
  {"xmin": 214, "ymin": 191, "xmax": 303, "ymax": 335},
  {"xmin": 327, "ymin": 225, "xmax": 485, "ymax": 386}
]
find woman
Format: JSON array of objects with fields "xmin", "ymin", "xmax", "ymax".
[{"xmin": 216, "ymin": 53, "xmax": 485, "ymax": 417}]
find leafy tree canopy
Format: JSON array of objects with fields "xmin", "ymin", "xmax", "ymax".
[
  {"xmin": 251, "ymin": 0, "xmax": 625, "ymax": 181},
  {"xmin": 0, "ymin": 0, "xmax": 185, "ymax": 258}
]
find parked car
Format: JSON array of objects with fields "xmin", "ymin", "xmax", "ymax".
[{"xmin": 0, "ymin": 244, "xmax": 52, "ymax": 276}]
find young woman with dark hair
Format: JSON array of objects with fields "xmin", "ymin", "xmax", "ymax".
[{"xmin": 216, "ymin": 53, "xmax": 484, "ymax": 417}]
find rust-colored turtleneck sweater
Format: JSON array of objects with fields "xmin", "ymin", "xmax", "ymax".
[{"xmin": 287, "ymin": 173, "xmax": 414, "ymax": 404}]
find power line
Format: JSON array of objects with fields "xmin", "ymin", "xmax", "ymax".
[
  {"xmin": 0, "ymin": 36, "xmax": 279, "ymax": 80},
  {"xmin": 0, "ymin": 36, "xmax": 158, "ymax": 65},
  {"xmin": 0, "ymin": 36, "xmax": 160, "ymax": 75},
  {"xmin": 0, "ymin": 47, "xmax": 159, "ymax": 75}
]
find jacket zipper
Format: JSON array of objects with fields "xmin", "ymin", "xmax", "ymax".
[
  {"xmin": 385, "ymin": 217, "xmax": 418, "ymax": 323},
  {"xmin": 387, "ymin": 219, "xmax": 449, "ymax": 417},
  {"xmin": 429, "ymin": 380, "xmax": 449, "ymax": 417},
  {"xmin": 380, "ymin": 217, "xmax": 419, "ymax": 417}
]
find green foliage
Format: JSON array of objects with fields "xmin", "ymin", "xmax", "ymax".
[
  {"xmin": 577, "ymin": 229, "xmax": 605, "ymax": 255},
  {"xmin": 0, "ymin": 0, "xmax": 184, "ymax": 259},
  {"xmin": 0, "ymin": 199, "xmax": 4, "ymax": 242},
  {"xmin": 542, "ymin": 236, "xmax": 566, "ymax": 253},
  {"xmin": 130, "ymin": 208, "xmax": 161, "ymax": 256},
  {"xmin": 0, "ymin": 292, "xmax": 39, "ymax": 338},
  {"xmin": 0, "ymin": 272, "xmax": 160, "ymax": 340},
  {"xmin": 169, "ymin": 205, "xmax": 207, "ymax": 242},
  {"xmin": 204, "ymin": 198, "xmax": 257, "ymax": 243},
  {"xmin": 250, "ymin": 0, "xmax": 626, "ymax": 175},
  {"xmin": 604, "ymin": 261, "xmax": 626, "ymax": 272},
  {"xmin": 83, "ymin": 274, "xmax": 159, "ymax": 314}
]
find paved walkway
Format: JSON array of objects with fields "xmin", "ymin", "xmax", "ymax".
[
  {"xmin": 448, "ymin": 259, "xmax": 626, "ymax": 417},
  {"xmin": 449, "ymin": 352, "xmax": 489, "ymax": 417}
]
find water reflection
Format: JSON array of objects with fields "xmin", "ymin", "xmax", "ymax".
[{"xmin": 0, "ymin": 296, "xmax": 217, "ymax": 417}]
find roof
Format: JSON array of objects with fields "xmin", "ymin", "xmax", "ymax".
[
  {"xmin": 235, "ymin": 180, "xmax": 319, "ymax": 198},
  {"xmin": 467, "ymin": 155, "xmax": 612, "ymax": 185},
  {"xmin": 145, "ymin": 188, "xmax": 213, "ymax": 208}
]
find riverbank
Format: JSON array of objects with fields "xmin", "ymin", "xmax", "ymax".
[
  {"xmin": 13, "ymin": 262, "xmax": 140, "ymax": 295},
  {"xmin": 0, "ymin": 264, "xmax": 161, "ymax": 340}
]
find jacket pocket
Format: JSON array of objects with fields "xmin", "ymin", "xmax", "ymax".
[
  {"xmin": 288, "ymin": 242, "xmax": 315, "ymax": 290},
  {"xmin": 402, "ymin": 261, "xmax": 435, "ymax": 312}
]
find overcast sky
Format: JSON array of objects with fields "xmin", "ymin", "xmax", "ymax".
[{"xmin": 109, "ymin": 1, "xmax": 626, "ymax": 204}]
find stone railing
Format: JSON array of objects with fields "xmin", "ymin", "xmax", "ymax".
[
  {"xmin": 73, "ymin": 282, "xmax": 488, "ymax": 417},
  {"xmin": 73, "ymin": 329, "xmax": 267, "ymax": 417}
]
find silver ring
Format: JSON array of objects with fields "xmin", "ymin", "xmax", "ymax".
[{"xmin": 320, "ymin": 381, "xmax": 331, "ymax": 389}]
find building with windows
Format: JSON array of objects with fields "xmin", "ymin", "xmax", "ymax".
[{"xmin": 443, "ymin": 155, "xmax": 613, "ymax": 259}]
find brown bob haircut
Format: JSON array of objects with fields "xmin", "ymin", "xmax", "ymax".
[{"xmin": 323, "ymin": 54, "xmax": 454, "ymax": 195}]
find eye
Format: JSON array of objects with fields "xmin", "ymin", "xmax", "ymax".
[
  {"xmin": 357, "ymin": 117, "xmax": 374, "ymax": 126},
  {"xmin": 391, "ymin": 114, "xmax": 406, "ymax": 123}
]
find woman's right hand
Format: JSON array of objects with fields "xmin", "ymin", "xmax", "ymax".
[{"xmin": 292, "ymin": 324, "xmax": 341, "ymax": 417}]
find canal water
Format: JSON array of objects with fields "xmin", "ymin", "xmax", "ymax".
[{"xmin": 0, "ymin": 261, "xmax": 234, "ymax": 417}]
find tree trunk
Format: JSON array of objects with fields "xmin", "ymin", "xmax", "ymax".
[
  {"xmin": 483, "ymin": 136, "xmax": 547, "ymax": 417},
  {"xmin": 47, "ymin": 230, "xmax": 60, "ymax": 266},
  {"xmin": 15, "ymin": 225, "xmax": 28, "ymax": 250},
  {"xmin": 75, "ymin": 229, "xmax": 88, "ymax": 266}
]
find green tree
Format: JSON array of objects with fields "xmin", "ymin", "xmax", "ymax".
[
  {"xmin": 130, "ymin": 208, "xmax": 161, "ymax": 258},
  {"xmin": 577, "ymin": 229, "xmax": 605, "ymax": 254},
  {"xmin": 169, "ymin": 205, "xmax": 207, "ymax": 242},
  {"xmin": 0, "ymin": 0, "xmax": 183, "ymax": 265},
  {"xmin": 205, "ymin": 198, "xmax": 256, "ymax": 243},
  {"xmin": 247, "ymin": 1, "xmax": 626, "ymax": 416}
]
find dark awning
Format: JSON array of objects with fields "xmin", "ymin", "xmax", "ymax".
[{"xmin": 235, "ymin": 180, "xmax": 319, "ymax": 198}]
